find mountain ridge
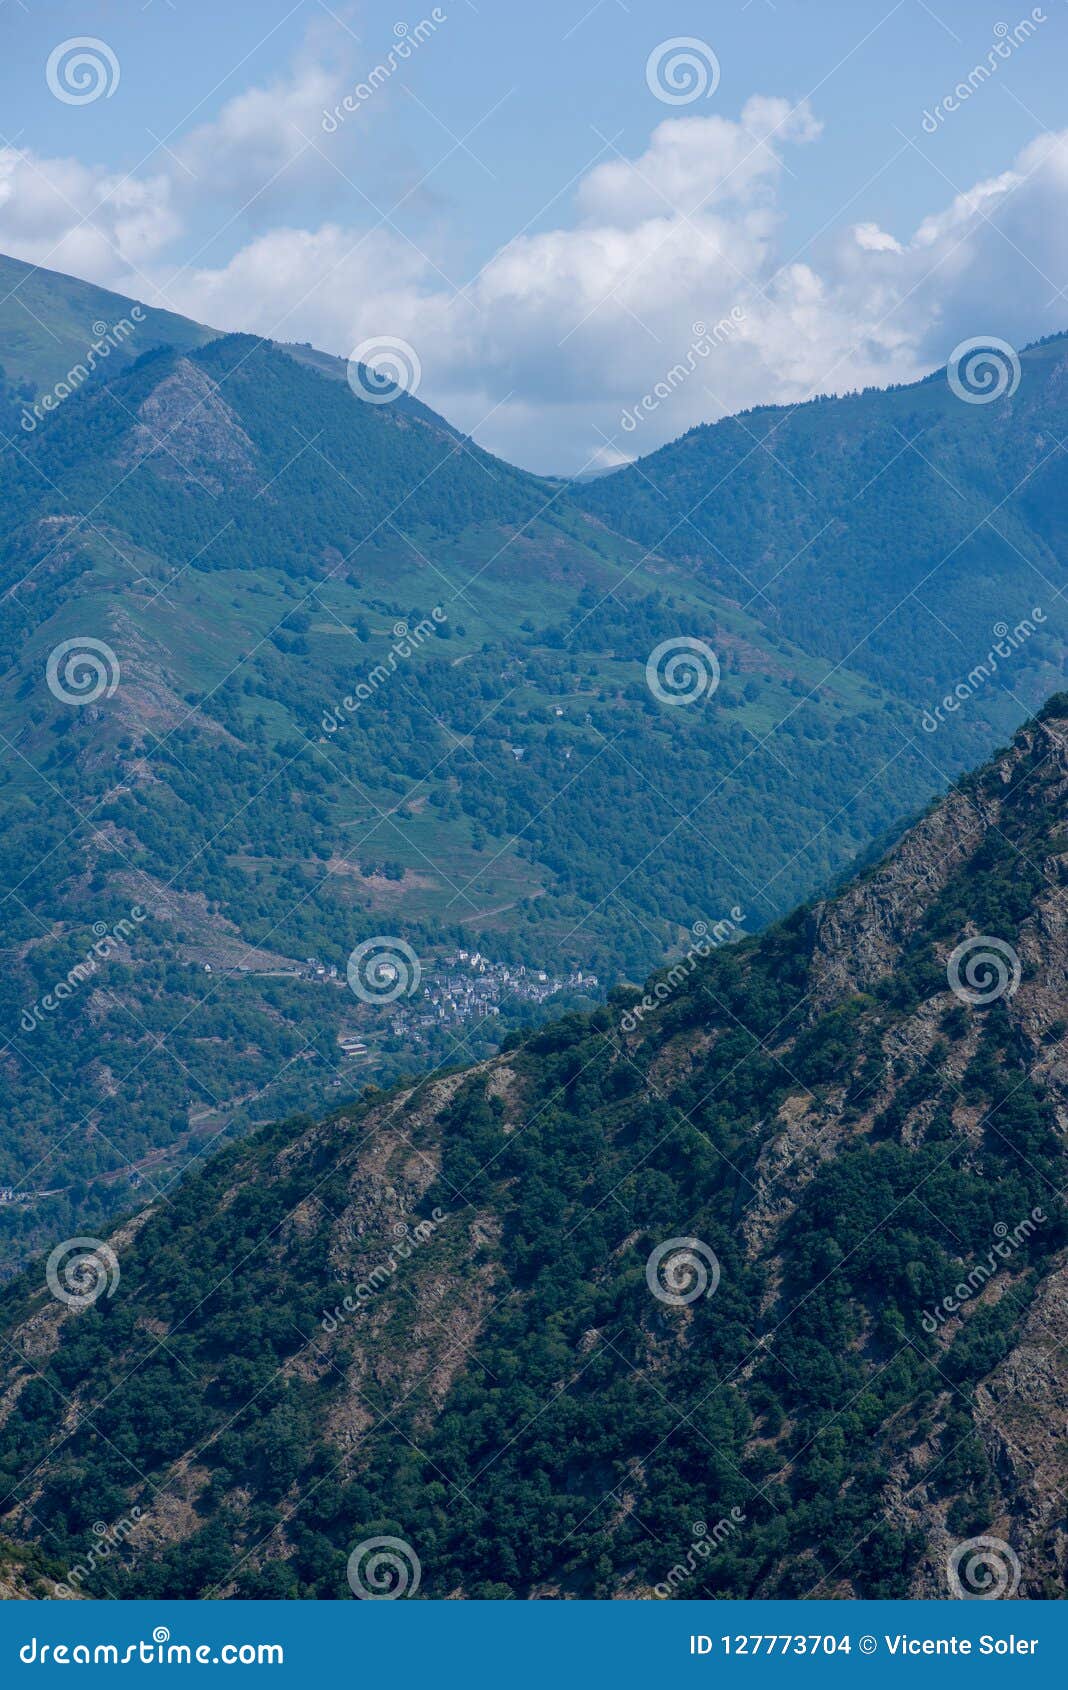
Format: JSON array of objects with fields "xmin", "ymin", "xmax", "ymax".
[
  {"xmin": 0, "ymin": 281, "xmax": 983, "ymax": 1268},
  {"xmin": 0, "ymin": 697, "xmax": 1065, "ymax": 1598},
  {"xmin": 0, "ymin": 251, "xmax": 218, "ymax": 403},
  {"xmin": 0, "ymin": 253, "xmax": 1065, "ymax": 1311},
  {"xmin": 576, "ymin": 331, "xmax": 1068, "ymax": 706},
  {"xmin": 0, "ymin": 250, "xmax": 465, "ymax": 445}
]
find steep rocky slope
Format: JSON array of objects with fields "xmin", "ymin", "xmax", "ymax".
[
  {"xmin": 0, "ymin": 1537, "xmax": 79, "ymax": 1600},
  {"xmin": 0, "ymin": 700, "xmax": 1066, "ymax": 1599},
  {"xmin": 0, "ymin": 309, "xmax": 970, "ymax": 1270}
]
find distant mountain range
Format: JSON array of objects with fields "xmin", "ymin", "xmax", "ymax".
[
  {"xmin": 576, "ymin": 335, "xmax": 1068, "ymax": 710},
  {"xmin": 0, "ymin": 252, "xmax": 1065, "ymax": 1270},
  {"xmin": 0, "ymin": 696, "xmax": 1065, "ymax": 1598}
]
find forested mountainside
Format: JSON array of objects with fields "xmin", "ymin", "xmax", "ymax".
[
  {"xmin": 577, "ymin": 333, "xmax": 1068, "ymax": 709},
  {"xmin": 0, "ymin": 252, "xmax": 215, "ymax": 398},
  {"xmin": 0, "ymin": 699, "xmax": 1065, "ymax": 1600},
  {"xmin": 0, "ymin": 1537, "xmax": 76, "ymax": 1601},
  {"xmin": 0, "ymin": 255, "xmax": 1066, "ymax": 1273}
]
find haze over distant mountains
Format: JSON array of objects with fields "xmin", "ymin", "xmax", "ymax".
[{"xmin": 0, "ymin": 252, "xmax": 1065, "ymax": 1274}]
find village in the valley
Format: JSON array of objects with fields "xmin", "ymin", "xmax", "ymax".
[{"xmin": 337, "ymin": 948, "xmax": 597, "ymax": 1061}]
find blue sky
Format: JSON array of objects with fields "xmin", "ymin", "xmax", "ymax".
[{"xmin": 3, "ymin": 0, "xmax": 1068, "ymax": 469}]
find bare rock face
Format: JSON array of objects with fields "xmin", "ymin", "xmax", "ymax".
[
  {"xmin": 121, "ymin": 358, "xmax": 260, "ymax": 494},
  {"xmin": 971, "ymin": 1251, "xmax": 1068, "ymax": 1591},
  {"xmin": 895, "ymin": 1253, "xmax": 1068, "ymax": 1600},
  {"xmin": 2, "ymin": 704, "xmax": 1068, "ymax": 1600},
  {"xmin": 808, "ymin": 718, "xmax": 1068, "ymax": 1019},
  {"xmin": 740, "ymin": 1090, "xmax": 850, "ymax": 1268},
  {"xmin": 808, "ymin": 787, "xmax": 992, "ymax": 1014},
  {"xmin": 1008, "ymin": 876, "xmax": 1068, "ymax": 1130}
]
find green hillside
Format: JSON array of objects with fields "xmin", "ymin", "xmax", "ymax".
[
  {"xmin": 0, "ymin": 699, "xmax": 1065, "ymax": 1599},
  {"xmin": 0, "ymin": 252, "xmax": 216, "ymax": 401},
  {"xmin": 0, "ymin": 259, "xmax": 1065, "ymax": 1274},
  {"xmin": 578, "ymin": 337, "xmax": 1068, "ymax": 710}
]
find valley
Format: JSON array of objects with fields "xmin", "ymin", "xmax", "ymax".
[
  {"xmin": 6, "ymin": 257, "xmax": 1038, "ymax": 1268},
  {"xmin": 5, "ymin": 0, "xmax": 1068, "ymax": 1625},
  {"xmin": 0, "ymin": 698, "xmax": 1065, "ymax": 1597}
]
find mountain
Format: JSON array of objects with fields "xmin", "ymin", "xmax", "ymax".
[
  {"xmin": 0, "ymin": 250, "xmax": 458, "ymax": 441},
  {"xmin": 577, "ymin": 335, "xmax": 1068, "ymax": 716},
  {"xmin": 0, "ymin": 252, "xmax": 216, "ymax": 403},
  {"xmin": 2, "ymin": 260, "xmax": 1010, "ymax": 1271},
  {"xmin": 0, "ymin": 1538, "xmax": 79, "ymax": 1601},
  {"xmin": 0, "ymin": 698, "xmax": 1064, "ymax": 1599}
]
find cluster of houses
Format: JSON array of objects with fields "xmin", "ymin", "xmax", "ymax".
[{"xmin": 337, "ymin": 948, "xmax": 597, "ymax": 1059}]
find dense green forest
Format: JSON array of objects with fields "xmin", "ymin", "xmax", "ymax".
[
  {"xmin": 0, "ymin": 699, "xmax": 1065, "ymax": 1598},
  {"xmin": 0, "ymin": 262, "xmax": 1065, "ymax": 1275},
  {"xmin": 577, "ymin": 338, "xmax": 1068, "ymax": 704}
]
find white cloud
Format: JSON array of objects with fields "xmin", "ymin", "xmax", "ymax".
[
  {"xmin": 0, "ymin": 148, "xmax": 178, "ymax": 288},
  {"xmin": 173, "ymin": 60, "xmax": 351, "ymax": 212},
  {"xmin": 2, "ymin": 61, "xmax": 1068, "ymax": 473},
  {"xmin": 162, "ymin": 222, "xmax": 446, "ymax": 352},
  {"xmin": 0, "ymin": 36, "xmax": 360, "ymax": 296},
  {"xmin": 577, "ymin": 96, "xmax": 822, "ymax": 226},
  {"xmin": 853, "ymin": 222, "xmax": 902, "ymax": 254}
]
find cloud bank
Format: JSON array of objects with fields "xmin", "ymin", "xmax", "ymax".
[{"xmin": 3, "ymin": 49, "xmax": 1068, "ymax": 472}]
